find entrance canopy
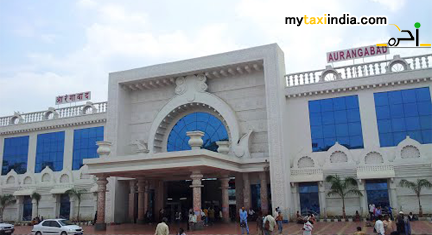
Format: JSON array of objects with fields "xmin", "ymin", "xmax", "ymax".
[{"xmin": 84, "ymin": 149, "xmax": 268, "ymax": 178}]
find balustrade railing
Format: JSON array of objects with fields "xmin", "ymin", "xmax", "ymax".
[
  {"xmin": 291, "ymin": 168, "xmax": 323, "ymax": 175},
  {"xmin": 286, "ymin": 54, "xmax": 432, "ymax": 87},
  {"xmin": 0, "ymin": 102, "xmax": 107, "ymax": 127},
  {"xmin": 357, "ymin": 165, "xmax": 394, "ymax": 172}
]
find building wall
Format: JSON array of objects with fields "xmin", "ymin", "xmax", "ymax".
[
  {"xmin": 284, "ymin": 76, "xmax": 432, "ymax": 217},
  {"xmin": 0, "ymin": 114, "xmax": 106, "ymax": 222}
]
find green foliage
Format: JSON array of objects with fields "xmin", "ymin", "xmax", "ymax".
[
  {"xmin": 0, "ymin": 194, "xmax": 17, "ymax": 222},
  {"xmin": 399, "ymin": 179, "xmax": 432, "ymax": 216}
]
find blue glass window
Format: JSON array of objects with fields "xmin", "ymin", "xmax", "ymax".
[
  {"xmin": 374, "ymin": 87, "xmax": 432, "ymax": 147},
  {"xmin": 299, "ymin": 182, "xmax": 320, "ymax": 215},
  {"xmin": 23, "ymin": 196, "xmax": 32, "ymax": 221},
  {"xmin": 35, "ymin": 131, "xmax": 65, "ymax": 173},
  {"xmin": 2, "ymin": 136, "xmax": 29, "ymax": 175},
  {"xmin": 167, "ymin": 112, "xmax": 228, "ymax": 152},
  {"xmin": 309, "ymin": 95, "xmax": 364, "ymax": 152},
  {"xmin": 72, "ymin": 126, "xmax": 104, "ymax": 170},
  {"xmin": 366, "ymin": 179, "xmax": 389, "ymax": 208}
]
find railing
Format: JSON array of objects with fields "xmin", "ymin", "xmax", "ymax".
[
  {"xmin": 357, "ymin": 165, "xmax": 394, "ymax": 172},
  {"xmin": 0, "ymin": 102, "xmax": 107, "ymax": 127},
  {"xmin": 286, "ymin": 54, "xmax": 432, "ymax": 87},
  {"xmin": 291, "ymin": 168, "xmax": 323, "ymax": 175}
]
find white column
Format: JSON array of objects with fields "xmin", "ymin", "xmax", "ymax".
[
  {"xmin": 220, "ymin": 176, "xmax": 230, "ymax": 223},
  {"xmin": 32, "ymin": 198, "xmax": 38, "ymax": 218},
  {"xmin": 95, "ymin": 176, "xmax": 108, "ymax": 231},
  {"xmin": 137, "ymin": 178, "xmax": 145, "ymax": 224},
  {"xmin": 53, "ymin": 195, "xmax": 60, "ymax": 218},
  {"xmin": 291, "ymin": 183, "xmax": 299, "ymax": 216},
  {"xmin": 63, "ymin": 129, "xmax": 74, "ymax": 171},
  {"xmin": 128, "ymin": 180, "xmax": 136, "ymax": 223},
  {"xmin": 259, "ymin": 172, "xmax": 269, "ymax": 215},
  {"xmin": 27, "ymin": 133, "xmax": 37, "ymax": 173},
  {"xmin": 358, "ymin": 179, "xmax": 368, "ymax": 217},
  {"xmin": 318, "ymin": 181, "xmax": 327, "ymax": 218},
  {"xmin": 16, "ymin": 197, "xmax": 23, "ymax": 222},
  {"xmin": 0, "ymin": 136, "xmax": 4, "ymax": 173},
  {"xmin": 242, "ymin": 173, "xmax": 251, "ymax": 210},
  {"xmin": 358, "ymin": 92, "xmax": 380, "ymax": 149},
  {"xmin": 389, "ymin": 178, "xmax": 398, "ymax": 215},
  {"xmin": 69, "ymin": 197, "xmax": 76, "ymax": 220}
]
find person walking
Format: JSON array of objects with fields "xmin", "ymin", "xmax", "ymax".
[
  {"xmin": 275, "ymin": 212, "xmax": 283, "ymax": 234},
  {"xmin": 375, "ymin": 215, "xmax": 385, "ymax": 235},
  {"xmin": 369, "ymin": 204, "xmax": 376, "ymax": 220},
  {"xmin": 383, "ymin": 215, "xmax": 395, "ymax": 235},
  {"xmin": 403, "ymin": 215, "xmax": 411, "ymax": 235},
  {"xmin": 302, "ymin": 217, "xmax": 313, "ymax": 235},
  {"xmin": 154, "ymin": 217, "xmax": 169, "ymax": 235},
  {"xmin": 396, "ymin": 212, "xmax": 406, "ymax": 235},
  {"xmin": 176, "ymin": 228, "xmax": 186, "ymax": 235},
  {"xmin": 256, "ymin": 211, "xmax": 264, "ymax": 235},
  {"xmin": 240, "ymin": 207, "xmax": 249, "ymax": 234},
  {"xmin": 188, "ymin": 211, "xmax": 196, "ymax": 231},
  {"xmin": 263, "ymin": 212, "xmax": 276, "ymax": 235}
]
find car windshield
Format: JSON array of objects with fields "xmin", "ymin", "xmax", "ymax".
[{"xmin": 58, "ymin": 220, "xmax": 74, "ymax": 226}]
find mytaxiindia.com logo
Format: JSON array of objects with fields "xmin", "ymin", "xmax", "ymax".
[{"xmin": 285, "ymin": 13, "xmax": 387, "ymax": 26}]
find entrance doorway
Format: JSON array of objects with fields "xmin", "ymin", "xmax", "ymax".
[
  {"xmin": 299, "ymin": 182, "xmax": 320, "ymax": 215},
  {"xmin": 366, "ymin": 179, "xmax": 389, "ymax": 208},
  {"xmin": 23, "ymin": 196, "xmax": 32, "ymax": 221},
  {"xmin": 60, "ymin": 194, "xmax": 70, "ymax": 219}
]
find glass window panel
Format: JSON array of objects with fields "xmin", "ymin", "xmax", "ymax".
[
  {"xmin": 323, "ymin": 125, "xmax": 336, "ymax": 138},
  {"xmin": 393, "ymin": 132, "xmax": 407, "ymax": 145},
  {"xmin": 388, "ymin": 91, "xmax": 403, "ymax": 104},
  {"xmin": 308, "ymin": 95, "xmax": 363, "ymax": 152},
  {"xmin": 322, "ymin": 112, "xmax": 334, "ymax": 125},
  {"xmin": 421, "ymin": 130, "xmax": 432, "ymax": 143},
  {"xmin": 418, "ymin": 102, "xmax": 432, "ymax": 116},
  {"xmin": 346, "ymin": 96, "xmax": 359, "ymax": 109},
  {"xmin": 167, "ymin": 112, "xmax": 228, "ymax": 152},
  {"xmin": 377, "ymin": 120, "xmax": 392, "ymax": 133},
  {"xmin": 2, "ymin": 136, "xmax": 29, "ymax": 175},
  {"xmin": 334, "ymin": 110, "xmax": 347, "ymax": 124},
  {"xmin": 349, "ymin": 135, "xmax": 364, "ymax": 149},
  {"xmin": 391, "ymin": 118, "xmax": 406, "ymax": 132},
  {"xmin": 71, "ymin": 127, "xmax": 104, "ymax": 171},
  {"xmin": 407, "ymin": 131, "xmax": 423, "ymax": 143},
  {"xmin": 416, "ymin": 88, "xmax": 431, "ymax": 102},
  {"xmin": 389, "ymin": 104, "xmax": 404, "ymax": 118},
  {"xmin": 333, "ymin": 97, "xmax": 346, "ymax": 110},
  {"xmin": 376, "ymin": 106, "xmax": 390, "ymax": 120},
  {"xmin": 35, "ymin": 132, "xmax": 64, "ymax": 173},
  {"xmin": 419, "ymin": 116, "xmax": 432, "ymax": 129},
  {"xmin": 404, "ymin": 103, "xmax": 419, "ymax": 117},
  {"xmin": 379, "ymin": 133, "xmax": 393, "ymax": 147},
  {"xmin": 321, "ymin": 99, "xmax": 333, "ymax": 112},
  {"xmin": 374, "ymin": 93, "xmax": 388, "ymax": 106},
  {"xmin": 405, "ymin": 117, "xmax": 421, "ymax": 131},
  {"xmin": 309, "ymin": 101, "xmax": 321, "ymax": 113},
  {"xmin": 402, "ymin": 89, "xmax": 417, "ymax": 103}
]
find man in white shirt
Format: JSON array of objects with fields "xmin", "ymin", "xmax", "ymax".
[
  {"xmin": 374, "ymin": 215, "xmax": 385, "ymax": 235},
  {"xmin": 263, "ymin": 212, "xmax": 276, "ymax": 235},
  {"xmin": 154, "ymin": 217, "xmax": 169, "ymax": 235}
]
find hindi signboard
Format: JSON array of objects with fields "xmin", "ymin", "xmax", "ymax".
[
  {"xmin": 55, "ymin": 91, "xmax": 91, "ymax": 105},
  {"xmin": 326, "ymin": 45, "xmax": 389, "ymax": 63}
]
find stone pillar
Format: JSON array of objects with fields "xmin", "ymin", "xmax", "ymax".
[
  {"xmin": 144, "ymin": 182, "xmax": 149, "ymax": 218},
  {"xmin": 235, "ymin": 174, "xmax": 244, "ymax": 217},
  {"xmin": 190, "ymin": 171, "xmax": 203, "ymax": 221},
  {"xmin": 358, "ymin": 179, "xmax": 368, "ymax": 217},
  {"xmin": 69, "ymin": 197, "xmax": 76, "ymax": 221},
  {"xmin": 95, "ymin": 176, "xmax": 108, "ymax": 231},
  {"xmin": 291, "ymin": 183, "xmax": 299, "ymax": 217},
  {"xmin": 128, "ymin": 180, "xmax": 137, "ymax": 223},
  {"xmin": 137, "ymin": 178, "xmax": 146, "ymax": 224},
  {"xmin": 32, "ymin": 198, "xmax": 38, "ymax": 218},
  {"xmin": 53, "ymin": 195, "xmax": 60, "ymax": 218},
  {"xmin": 242, "ymin": 173, "xmax": 251, "ymax": 210},
  {"xmin": 155, "ymin": 180, "xmax": 164, "ymax": 221},
  {"xmin": 220, "ymin": 176, "xmax": 230, "ymax": 223},
  {"xmin": 318, "ymin": 181, "xmax": 327, "ymax": 218},
  {"xmin": 259, "ymin": 172, "xmax": 269, "ymax": 215},
  {"xmin": 389, "ymin": 178, "xmax": 398, "ymax": 216},
  {"xmin": 16, "ymin": 197, "xmax": 23, "ymax": 222}
]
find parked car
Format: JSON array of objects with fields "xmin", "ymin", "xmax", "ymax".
[
  {"xmin": 0, "ymin": 223, "xmax": 15, "ymax": 235},
  {"xmin": 31, "ymin": 219, "xmax": 83, "ymax": 235}
]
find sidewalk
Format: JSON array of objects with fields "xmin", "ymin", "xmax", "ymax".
[{"xmin": 12, "ymin": 220, "xmax": 432, "ymax": 235}]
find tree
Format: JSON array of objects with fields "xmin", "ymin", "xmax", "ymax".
[
  {"xmin": 399, "ymin": 179, "xmax": 432, "ymax": 217},
  {"xmin": 31, "ymin": 192, "xmax": 42, "ymax": 217},
  {"xmin": 325, "ymin": 175, "xmax": 363, "ymax": 219},
  {"xmin": 0, "ymin": 194, "xmax": 16, "ymax": 222},
  {"xmin": 66, "ymin": 188, "xmax": 87, "ymax": 222}
]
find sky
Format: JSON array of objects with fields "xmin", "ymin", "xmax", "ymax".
[{"xmin": 0, "ymin": 0, "xmax": 431, "ymax": 116}]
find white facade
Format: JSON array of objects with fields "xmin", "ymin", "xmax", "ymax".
[{"xmin": 1, "ymin": 45, "xmax": 431, "ymax": 224}]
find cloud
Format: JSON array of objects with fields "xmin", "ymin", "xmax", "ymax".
[{"xmin": 370, "ymin": 0, "xmax": 405, "ymax": 12}]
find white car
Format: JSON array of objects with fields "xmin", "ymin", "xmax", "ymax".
[
  {"xmin": 31, "ymin": 219, "xmax": 83, "ymax": 235},
  {"xmin": 0, "ymin": 223, "xmax": 15, "ymax": 235}
]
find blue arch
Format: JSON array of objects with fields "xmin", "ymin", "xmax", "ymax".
[{"xmin": 167, "ymin": 112, "xmax": 229, "ymax": 152}]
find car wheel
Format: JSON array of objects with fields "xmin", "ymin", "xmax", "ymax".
[
  {"xmin": 36, "ymin": 232, "xmax": 42, "ymax": 235},
  {"xmin": 61, "ymin": 232, "xmax": 67, "ymax": 235}
]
